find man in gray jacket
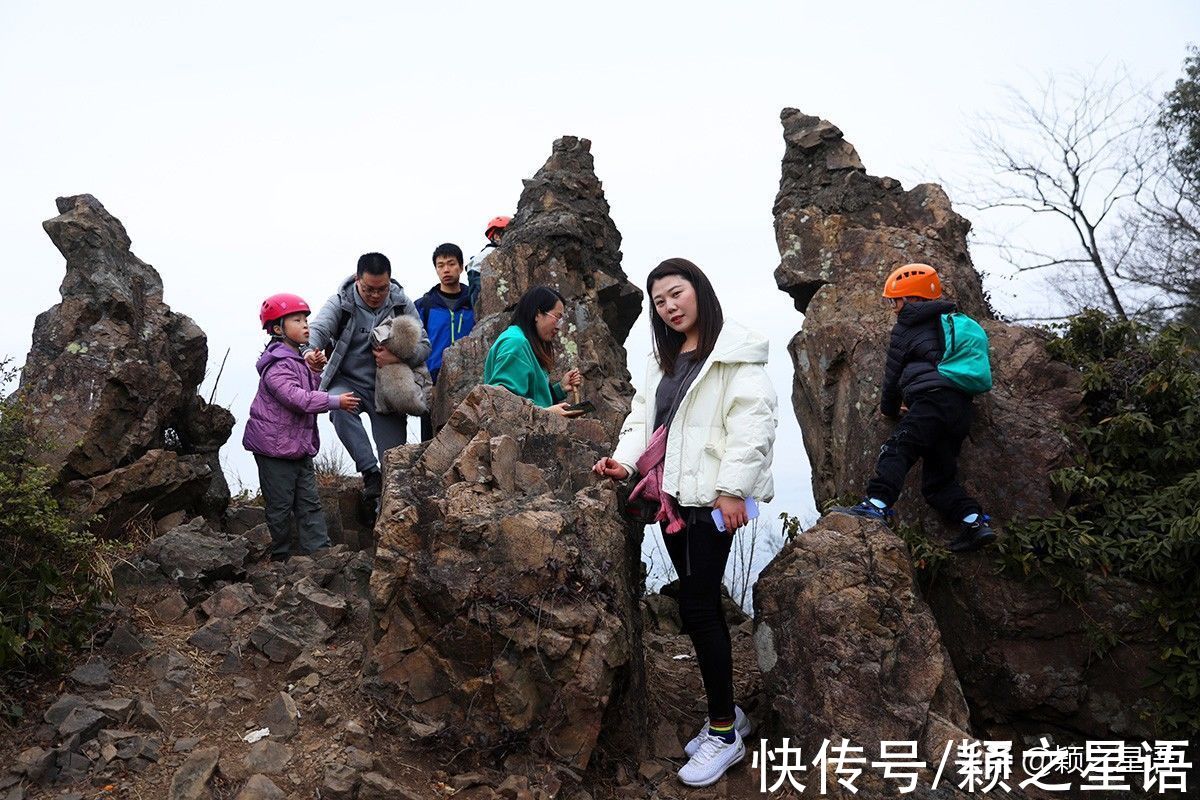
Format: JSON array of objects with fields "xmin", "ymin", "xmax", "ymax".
[{"xmin": 305, "ymin": 252, "xmax": 431, "ymax": 501}]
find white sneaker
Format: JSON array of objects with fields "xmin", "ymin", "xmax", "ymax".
[
  {"xmin": 678, "ymin": 729, "xmax": 745, "ymax": 787},
  {"xmin": 684, "ymin": 705, "xmax": 753, "ymax": 757}
]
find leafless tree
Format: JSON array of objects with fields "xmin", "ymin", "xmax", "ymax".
[
  {"xmin": 1112, "ymin": 163, "xmax": 1200, "ymax": 325},
  {"xmin": 964, "ymin": 68, "xmax": 1157, "ymax": 321}
]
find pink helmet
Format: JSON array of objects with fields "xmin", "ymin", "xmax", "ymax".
[{"xmin": 259, "ymin": 293, "xmax": 310, "ymax": 330}]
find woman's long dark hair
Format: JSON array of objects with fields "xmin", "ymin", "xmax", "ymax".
[
  {"xmin": 510, "ymin": 285, "xmax": 565, "ymax": 369},
  {"xmin": 647, "ymin": 258, "xmax": 724, "ymax": 376}
]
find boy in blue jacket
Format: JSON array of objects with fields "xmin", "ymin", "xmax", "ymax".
[
  {"xmin": 835, "ymin": 264, "xmax": 997, "ymax": 553},
  {"xmin": 414, "ymin": 243, "xmax": 476, "ymax": 441}
]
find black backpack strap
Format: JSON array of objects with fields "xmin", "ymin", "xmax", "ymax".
[
  {"xmin": 329, "ymin": 292, "xmax": 407, "ymax": 352},
  {"xmin": 326, "ymin": 307, "xmax": 353, "ymax": 356}
]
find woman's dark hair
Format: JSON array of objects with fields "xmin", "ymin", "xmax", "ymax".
[
  {"xmin": 510, "ymin": 285, "xmax": 566, "ymax": 369},
  {"xmin": 646, "ymin": 258, "xmax": 724, "ymax": 376}
]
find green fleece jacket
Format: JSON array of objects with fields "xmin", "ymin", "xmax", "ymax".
[{"xmin": 483, "ymin": 325, "xmax": 566, "ymax": 408}]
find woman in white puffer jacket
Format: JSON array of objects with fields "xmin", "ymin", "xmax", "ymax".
[{"xmin": 593, "ymin": 258, "xmax": 777, "ymax": 789}]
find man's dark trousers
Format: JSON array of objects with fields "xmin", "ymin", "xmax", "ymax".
[{"xmin": 420, "ymin": 368, "xmax": 440, "ymax": 442}]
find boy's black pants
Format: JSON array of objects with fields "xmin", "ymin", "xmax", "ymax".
[
  {"xmin": 866, "ymin": 388, "xmax": 982, "ymax": 521},
  {"xmin": 663, "ymin": 510, "xmax": 735, "ymax": 723}
]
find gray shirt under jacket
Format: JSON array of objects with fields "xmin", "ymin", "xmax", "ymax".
[{"xmin": 653, "ymin": 350, "xmax": 702, "ymax": 430}]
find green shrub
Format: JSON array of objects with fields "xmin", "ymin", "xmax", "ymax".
[
  {"xmin": 895, "ymin": 522, "xmax": 951, "ymax": 585},
  {"xmin": 0, "ymin": 358, "xmax": 108, "ymax": 684},
  {"xmin": 996, "ymin": 310, "xmax": 1200, "ymax": 735}
]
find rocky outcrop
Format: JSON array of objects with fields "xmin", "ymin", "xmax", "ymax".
[
  {"xmin": 366, "ymin": 385, "xmax": 645, "ymax": 770},
  {"xmin": 368, "ymin": 137, "xmax": 646, "ymax": 772},
  {"xmin": 754, "ymin": 514, "xmax": 974, "ymax": 799},
  {"xmin": 17, "ymin": 195, "xmax": 234, "ymax": 532},
  {"xmin": 924, "ymin": 563, "xmax": 1163, "ymax": 740},
  {"xmin": 769, "ymin": 109, "xmax": 1165, "ymax": 749},
  {"xmin": 432, "ymin": 136, "xmax": 642, "ymax": 441},
  {"xmin": 772, "ymin": 109, "xmax": 1082, "ymax": 530}
]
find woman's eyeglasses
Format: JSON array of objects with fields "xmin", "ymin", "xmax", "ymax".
[{"xmin": 543, "ymin": 310, "xmax": 565, "ymax": 328}]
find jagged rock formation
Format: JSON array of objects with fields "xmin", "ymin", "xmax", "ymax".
[
  {"xmin": 17, "ymin": 195, "xmax": 234, "ymax": 532},
  {"xmin": 366, "ymin": 385, "xmax": 645, "ymax": 770},
  {"xmin": 767, "ymin": 109, "xmax": 1165, "ymax": 750},
  {"xmin": 432, "ymin": 136, "xmax": 642, "ymax": 441},
  {"xmin": 754, "ymin": 515, "xmax": 975, "ymax": 799},
  {"xmin": 772, "ymin": 109, "xmax": 1082, "ymax": 529},
  {"xmin": 368, "ymin": 137, "xmax": 646, "ymax": 771}
]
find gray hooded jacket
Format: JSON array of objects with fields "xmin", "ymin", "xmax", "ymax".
[{"xmin": 307, "ymin": 274, "xmax": 431, "ymax": 392}]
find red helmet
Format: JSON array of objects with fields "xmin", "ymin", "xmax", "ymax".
[
  {"xmin": 259, "ymin": 293, "xmax": 311, "ymax": 330},
  {"xmin": 485, "ymin": 215, "xmax": 512, "ymax": 239}
]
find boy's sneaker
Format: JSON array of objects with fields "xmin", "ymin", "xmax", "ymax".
[
  {"xmin": 950, "ymin": 515, "xmax": 997, "ymax": 553},
  {"xmin": 677, "ymin": 729, "xmax": 745, "ymax": 788},
  {"xmin": 684, "ymin": 706, "xmax": 753, "ymax": 757},
  {"xmin": 830, "ymin": 499, "xmax": 894, "ymax": 525}
]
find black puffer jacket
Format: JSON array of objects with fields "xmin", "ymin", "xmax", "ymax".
[{"xmin": 880, "ymin": 299, "xmax": 959, "ymax": 417}]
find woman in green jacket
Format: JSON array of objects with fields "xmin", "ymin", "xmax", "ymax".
[{"xmin": 483, "ymin": 285, "xmax": 583, "ymax": 416}]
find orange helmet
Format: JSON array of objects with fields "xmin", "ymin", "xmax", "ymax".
[
  {"xmin": 882, "ymin": 263, "xmax": 942, "ymax": 300},
  {"xmin": 485, "ymin": 216, "xmax": 511, "ymax": 240}
]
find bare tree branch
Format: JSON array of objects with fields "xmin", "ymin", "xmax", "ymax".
[{"xmin": 960, "ymin": 67, "xmax": 1161, "ymax": 321}]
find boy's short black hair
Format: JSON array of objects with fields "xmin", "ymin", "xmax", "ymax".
[
  {"xmin": 432, "ymin": 243, "xmax": 464, "ymax": 267},
  {"xmin": 357, "ymin": 252, "xmax": 392, "ymax": 277}
]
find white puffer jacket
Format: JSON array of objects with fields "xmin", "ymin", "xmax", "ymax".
[{"xmin": 612, "ymin": 320, "xmax": 778, "ymax": 506}]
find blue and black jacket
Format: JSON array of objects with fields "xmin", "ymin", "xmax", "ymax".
[{"xmin": 414, "ymin": 284, "xmax": 475, "ymax": 378}]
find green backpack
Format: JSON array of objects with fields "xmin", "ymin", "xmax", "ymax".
[{"xmin": 938, "ymin": 312, "xmax": 992, "ymax": 394}]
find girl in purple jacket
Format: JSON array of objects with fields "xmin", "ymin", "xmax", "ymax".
[{"xmin": 243, "ymin": 294, "xmax": 360, "ymax": 561}]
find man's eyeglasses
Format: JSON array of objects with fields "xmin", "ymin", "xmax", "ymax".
[{"xmin": 358, "ymin": 280, "xmax": 390, "ymax": 297}]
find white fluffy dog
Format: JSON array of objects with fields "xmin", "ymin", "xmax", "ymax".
[{"xmin": 372, "ymin": 316, "xmax": 433, "ymax": 415}]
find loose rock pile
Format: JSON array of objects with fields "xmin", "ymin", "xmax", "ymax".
[{"xmin": 0, "ymin": 514, "xmax": 375, "ymax": 799}]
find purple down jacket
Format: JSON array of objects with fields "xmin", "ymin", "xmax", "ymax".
[{"xmin": 242, "ymin": 342, "xmax": 339, "ymax": 459}]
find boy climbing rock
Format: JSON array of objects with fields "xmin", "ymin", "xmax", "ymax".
[{"xmin": 833, "ymin": 263, "xmax": 997, "ymax": 553}]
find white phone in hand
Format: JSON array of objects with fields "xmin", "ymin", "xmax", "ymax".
[{"xmin": 712, "ymin": 497, "xmax": 759, "ymax": 532}]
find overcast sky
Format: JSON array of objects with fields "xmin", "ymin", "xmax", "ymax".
[{"xmin": 2, "ymin": 2, "xmax": 1195, "ymax": 553}]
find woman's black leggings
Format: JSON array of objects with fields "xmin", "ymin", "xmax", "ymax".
[{"xmin": 663, "ymin": 509, "xmax": 735, "ymax": 722}]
